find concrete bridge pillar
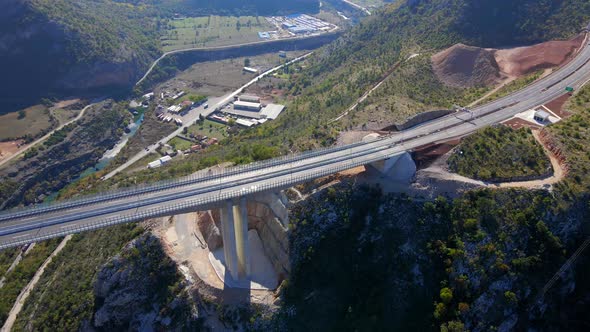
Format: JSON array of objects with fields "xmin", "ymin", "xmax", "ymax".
[
  {"xmin": 220, "ymin": 198, "xmax": 251, "ymax": 281},
  {"xmin": 234, "ymin": 197, "xmax": 251, "ymax": 277},
  {"xmin": 220, "ymin": 200, "xmax": 239, "ymax": 281},
  {"xmin": 368, "ymin": 151, "xmax": 416, "ymax": 183}
]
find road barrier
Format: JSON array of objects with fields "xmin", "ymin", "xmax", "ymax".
[
  {"xmin": 0, "ymin": 137, "xmax": 387, "ymax": 222},
  {"xmin": 0, "ymin": 149, "xmax": 392, "ymax": 249}
]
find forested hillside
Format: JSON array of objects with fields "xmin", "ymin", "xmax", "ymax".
[
  {"xmin": 0, "ymin": 0, "xmax": 161, "ymax": 113},
  {"xmin": 281, "ymin": 0, "xmax": 590, "ymax": 134},
  {"xmin": 0, "ymin": 0, "xmax": 318, "ymax": 114}
]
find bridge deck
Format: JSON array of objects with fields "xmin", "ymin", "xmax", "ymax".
[{"xmin": 1, "ymin": 35, "xmax": 590, "ymax": 249}]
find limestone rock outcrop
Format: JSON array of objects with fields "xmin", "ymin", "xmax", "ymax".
[{"xmin": 197, "ymin": 211, "xmax": 223, "ymax": 250}]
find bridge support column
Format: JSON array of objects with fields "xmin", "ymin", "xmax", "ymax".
[
  {"xmin": 234, "ymin": 197, "xmax": 251, "ymax": 278},
  {"xmin": 220, "ymin": 201, "xmax": 239, "ymax": 281},
  {"xmin": 368, "ymin": 151, "xmax": 416, "ymax": 183},
  {"xmin": 219, "ymin": 198, "xmax": 251, "ymax": 281}
]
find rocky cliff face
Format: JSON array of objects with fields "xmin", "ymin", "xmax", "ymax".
[
  {"xmin": 247, "ymin": 199, "xmax": 291, "ymax": 278},
  {"xmin": 93, "ymin": 234, "xmax": 200, "ymax": 331}
]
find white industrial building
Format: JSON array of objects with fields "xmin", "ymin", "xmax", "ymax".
[
  {"xmin": 260, "ymin": 104, "xmax": 285, "ymax": 120},
  {"xmin": 234, "ymin": 100, "xmax": 262, "ymax": 111},
  {"xmin": 239, "ymin": 94, "xmax": 261, "ymax": 103},
  {"xmin": 148, "ymin": 155, "xmax": 173, "ymax": 169},
  {"xmin": 534, "ymin": 110, "xmax": 550, "ymax": 123},
  {"xmin": 223, "ymin": 103, "xmax": 285, "ymax": 120},
  {"xmin": 236, "ymin": 119, "xmax": 256, "ymax": 127}
]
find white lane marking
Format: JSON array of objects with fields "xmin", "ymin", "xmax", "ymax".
[
  {"xmin": 12, "ymin": 233, "xmax": 31, "ymax": 239},
  {"xmin": 61, "ymin": 223, "xmax": 77, "ymax": 229},
  {"xmin": 18, "ymin": 216, "xmax": 37, "ymax": 221}
]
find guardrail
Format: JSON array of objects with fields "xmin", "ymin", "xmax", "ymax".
[
  {"xmin": 0, "ymin": 148, "xmax": 395, "ymax": 249},
  {"xmin": 0, "ymin": 142, "xmax": 397, "ymax": 237},
  {"xmin": 0, "ymin": 137, "xmax": 389, "ymax": 222},
  {"xmin": 3, "ymin": 37, "xmax": 587, "ymax": 230}
]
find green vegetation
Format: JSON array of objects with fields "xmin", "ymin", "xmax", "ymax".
[
  {"xmin": 429, "ymin": 189, "xmax": 566, "ymax": 330},
  {"xmin": 51, "ymin": 108, "xmax": 79, "ymax": 125},
  {"xmin": 0, "ymin": 248, "xmax": 19, "ymax": 280},
  {"xmin": 549, "ymin": 83, "xmax": 590, "ymax": 199},
  {"xmin": 187, "ymin": 94, "xmax": 207, "ymax": 103},
  {"xmin": 448, "ymin": 126, "xmax": 551, "ymax": 181},
  {"xmin": 43, "ymin": 123, "xmax": 75, "ymax": 147},
  {"xmin": 187, "ymin": 119, "xmax": 228, "ymax": 139},
  {"xmin": 345, "ymin": 55, "xmax": 491, "ymax": 128},
  {"xmin": 175, "ymin": 93, "xmax": 207, "ymax": 105},
  {"xmin": 11, "ymin": 224, "xmax": 143, "ymax": 331},
  {"xmin": 274, "ymin": 186, "xmax": 438, "ymax": 331},
  {"xmin": 0, "ymin": 239, "xmax": 61, "ymax": 325},
  {"xmin": 168, "ymin": 136, "xmax": 193, "ymax": 151},
  {"xmin": 161, "ymin": 15, "xmax": 274, "ymax": 51},
  {"xmin": 0, "ymin": 105, "xmax": 54, "ymax": 142},
  {"xmin": 268, "ymin": 182, "xmax": 576, "ymax": 331},
  {"xmin": 0, "ymin": 101, "xmax": 128, "ymax": 208},
  {"xmin": 23, "ymin": 148, "xmax": 39, "ymax": 160},
  {"xmin": 128, "ymin": 0, "xmax": 319, "ymax": 17},
  {"xmin": 3, "ymin": 1, "xmax": 590, "ymax": 330},
  {"xmin": 29, "ymin": 0, "xmax": 161, "ymax": 66}
]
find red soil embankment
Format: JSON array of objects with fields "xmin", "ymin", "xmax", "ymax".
[{"xmin": 432, "ymin": 34, "xmax": 585, "ymax": 87}]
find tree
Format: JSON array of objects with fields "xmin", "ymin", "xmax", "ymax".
[
  {"xmin": 504, "ymin": 291, "xmax": 518, "ymax": 305},
  {"xmin": 244, "ymin": 58, "xmax": 251, "ymax": 67},
  {"xmin": 40, "ymin": 98, "xmax": 53, "ymax": 107},
  {"xmin": 434, "ymin": 302, "xmax": 446, "ymax": 320},
  {"xmin": 440, "ymin": 287, "xmax": 453, "ymax": 304},
  {"xmin": 441, "ymin": 321, "xmax": 466, "ymax": 332},
  {"xmin": 17, "ymin": 110, "xmax": 26, "ymax": 119}
]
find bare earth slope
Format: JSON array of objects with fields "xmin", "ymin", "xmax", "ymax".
[
  {"xmin": 495, "ymin": 34, "xmax": 585, "ymax": 76},
  {"xmin": 433, "ymin": 34, "xmax": 585, "ymax": 87},
  {"xmin": 432, "ymin": 43, "xmax": 503, "ymax": 87}
]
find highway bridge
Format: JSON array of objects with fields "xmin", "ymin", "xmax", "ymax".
[{"xmin": 1, "ymin": 32, "xmax": 590, "ymax": 278}]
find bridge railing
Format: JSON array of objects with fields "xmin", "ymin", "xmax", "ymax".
[
  {"xmin": 0, "ymin": 136, "xmax": 389, "ymax": 222},
  {"xmin": 0, "ymin": 148, "xmax": 393, "ymax": 249}
]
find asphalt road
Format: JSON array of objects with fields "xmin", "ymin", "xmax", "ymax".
[
  {"xmin": 1, "ymin": 34, "xmax": 590, "ymax": 249},
  {"xmin": 103, "ymin": 52, "xmax": 314, "ymax": 180},
  {"xmin": 136, "ymin": 33, "xmax": 335, "ymax": 86}
]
